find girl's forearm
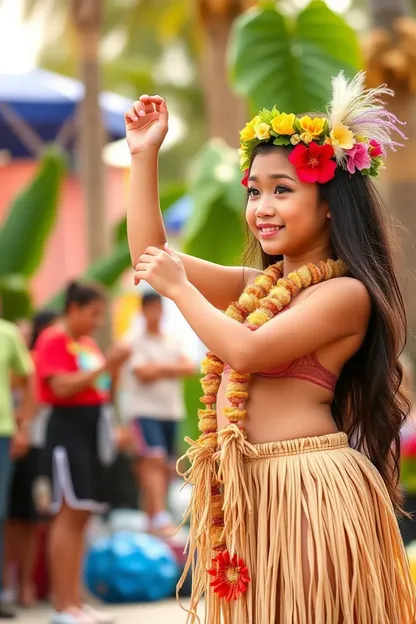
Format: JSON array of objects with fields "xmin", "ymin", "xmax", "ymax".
[{"xmin": 127, "ymin": 149, "xmax": 167, "ymax": 266}]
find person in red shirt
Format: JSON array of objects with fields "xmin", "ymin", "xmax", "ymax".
[{"xmin": 34, "ymin": 282, "xmax": 130, "ymax": 624}]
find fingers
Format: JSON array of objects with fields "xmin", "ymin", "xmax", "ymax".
[
  {"xmin": 124, "ymin": 108, "xmax": 138, "ymax": 124},
  {"xmin": 127, "ymin": 96, "xmax": 168, "ymax": 127},
  {"xmin": 133, "ymin": 100, "xmax": 146, "ymax": 118},
  {"xmin": 142, "ymin": 246, "xmax": 163, "ymax": 258},
  {"xmin": 139, "ymin": 94, "xmax": 155, "ymax": 115}
]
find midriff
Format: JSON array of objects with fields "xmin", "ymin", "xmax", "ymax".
[{"xmin": 216, "ymin": 370, "xmax": 339, "ymax": 444}]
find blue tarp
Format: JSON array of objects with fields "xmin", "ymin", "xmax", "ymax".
[{"xmin": 0, "ymin": 69, "xmax": 131, "ymax": 157}]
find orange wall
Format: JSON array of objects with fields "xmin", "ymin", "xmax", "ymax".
[{"xmin": 0, "ymin": 160, "xmax": 126, "ymax": 306}]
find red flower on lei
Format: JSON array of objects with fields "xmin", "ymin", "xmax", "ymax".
[
  {"xmin": 241, "ymin": 169, "xmax": 249, "ymax": 187},
  {"xmin": 289, "ymin": 142, "xmax": 336, "ymax": 184},
  {"xmin": 207, "ymin": 550, "xmax": 250, "ymax": 601}
]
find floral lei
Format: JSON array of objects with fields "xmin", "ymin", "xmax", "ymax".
[
  {"xmin": 178, "ymin": 258, "xmax": 348, "ymax": 610},
  {"xmin": 239, "ymin": 71, "xmax": 405, "ymax": 185}
]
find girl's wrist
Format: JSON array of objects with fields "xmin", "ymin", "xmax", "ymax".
[{"xmin": 131, "ymin": 146, "xmax": 160, "ymax": 162}]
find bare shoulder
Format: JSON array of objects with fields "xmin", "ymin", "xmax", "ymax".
[{"xmin": 310, "ymin": 276, "xmax": 371, "ymax": 320}]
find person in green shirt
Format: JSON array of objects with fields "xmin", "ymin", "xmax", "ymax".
[{"xmin": 0, "ymin": 318, "xmax": 34, "ymax": 619}]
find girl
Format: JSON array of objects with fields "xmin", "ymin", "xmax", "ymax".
[
  {"xmin": 35, "ymin": 282, "xmax": 130, "ymax": 624},
  {"xmin": 125, "ymin": 73, "xmax": 416, "ymax": 623}
]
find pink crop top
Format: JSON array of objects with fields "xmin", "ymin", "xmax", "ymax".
[{"xmin": 224, "ymin": 353, "xmax": 337, "ymax": 392}]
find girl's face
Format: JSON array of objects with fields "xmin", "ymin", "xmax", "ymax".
[
  {"xmin": 245, "ymin": 150, "xmax": 331, "ymax": 258},
  {"xmin": 67, "ymin": 298, "xmax": 106, "ymax": 337}
]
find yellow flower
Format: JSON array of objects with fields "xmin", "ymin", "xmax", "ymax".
[
  {"xmin": 238, "ymin": 147, "xmax": 249, "ymax": 169},
  {"xmin": 240, "ymin": 115, "xmax": 260, "ymax": 142},
  {"xmin": 300, "ymin": 132, "xmax": 313, "ymax": 144},
  {"xmin": 254, "ymin": 122, "xmax": 271, "ymax": 140},
  {"xmin": 290, "ymin": 134, "xmax": 301, "ymax": 145},
  {"xmin": 329, "ymin": 123, "xmax": 355, "ymax": 150},
  {"xmin": 298, "ymin": 115, "xmax": 326, "ymax": 138},
  {"xmin": 271, "ymin": 112, "xmax": 296, "ymax": 135}
]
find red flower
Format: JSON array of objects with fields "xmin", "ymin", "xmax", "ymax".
[
  {"xmin": 241, "ymin": 169, "xmax": 249, "ymax": 187},
  {"xmin": 207, "ymin": 550, "xmax": 250, "ymax": 601},
  {"xmin": 402, "ymin": 436, "xmax": 416, "ymax": 458},
  {"xmin": 288, "ymin": 142, "xmax": 336, "ymax": 184}
]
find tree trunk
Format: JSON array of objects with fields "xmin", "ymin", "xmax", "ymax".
[
  {"xmin": 71, "ymin": 0, "xmax": 111, "ymax": 348},
  {"xmin": 197, "ymin": 1, "xmax": 254, "ymax": 146},
  {"xmin": 366, "ymin": 0, "xmax": 416, "ymax": 352},
  {"xmin": 198, "ymin": 16, "xmax": 246, "ymax": 147},
  {"xmin": 381, "ymin": 97, "xmax": 416, "ymax": 353}
]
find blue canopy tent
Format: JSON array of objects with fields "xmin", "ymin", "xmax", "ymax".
[{"xmin": 0, "ymin": 69, "xmax": 131, "ymax": 158}]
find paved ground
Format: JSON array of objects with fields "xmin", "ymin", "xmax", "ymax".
[{"xmin": 15, "ymin": 600, "xmax": 202, "ymax": 623}]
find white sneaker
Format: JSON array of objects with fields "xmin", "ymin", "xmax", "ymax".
[
  {"xmin": 50, "ymin": 608, "xmax": 96, "ymax": 624},
  {"xmin": 82, "ymin": 605, "xmax": 115, "ymax": 624}
]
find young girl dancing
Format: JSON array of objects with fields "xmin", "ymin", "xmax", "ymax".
[{"xmin": 125, "ymin": 72, "xmax": 416, "ymax": 623}]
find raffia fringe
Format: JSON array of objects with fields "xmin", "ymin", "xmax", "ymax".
[{"xmin": 178, "ymin": 432, "xmax": 416, "ymax": 624}]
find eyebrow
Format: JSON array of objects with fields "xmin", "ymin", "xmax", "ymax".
[{"xmin": 248, "ymin": 173, "xmax": 296, "ymax": 183}]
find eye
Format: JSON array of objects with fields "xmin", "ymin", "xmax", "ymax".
[
  {"xmin": 275, "ymin": 185, "xmax": 291, "ymax": 195},
  {"xmin": 247, "ymin": 187, "xmax": 260, "ymax": 197}
]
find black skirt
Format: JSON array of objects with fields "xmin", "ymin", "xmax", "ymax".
[{"xmin": 38, "ymin": 404, "xmax": 113, "ymax": 514}]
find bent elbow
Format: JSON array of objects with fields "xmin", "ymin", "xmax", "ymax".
[{"xmin": 227, "ymin": 349, "xmax": 253, "ymax": 375}]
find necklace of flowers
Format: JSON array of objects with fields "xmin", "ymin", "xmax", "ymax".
[{"xmin": 177, "ymin": 257, "xmax": 348, "ymax": 610}]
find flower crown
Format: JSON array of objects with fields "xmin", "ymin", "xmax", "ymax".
[{"xmin": 239, "ymin": 71, "xmax": 406, "ymax": 185}]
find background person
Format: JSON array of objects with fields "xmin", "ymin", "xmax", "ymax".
[
  {"xmin": 122, "ymin": 290, "xmax": 194, "ymax": 536},
  {"xmin": 0, "ymin": 315, "xmax": 35, "ymax": 619},
  {"xmin": 3, "ymin": 310, "xmax": 60, "ymax": 608},
  {"xmin": 34, "ymin": 282, "xmax": 130, "ymax": 624}
]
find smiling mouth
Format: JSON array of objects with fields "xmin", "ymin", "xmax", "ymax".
[
  {"xmin": 257, "ymin": 225, "xmax": 285, "ymax": 237},
  {"xmin": 258, "ymin": 226, "xmax": 283, "ymax": 233}
]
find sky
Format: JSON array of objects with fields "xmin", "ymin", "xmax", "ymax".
[{"xmin": 0, "ymin": 0, "xmax": 43, "ymax": 72}]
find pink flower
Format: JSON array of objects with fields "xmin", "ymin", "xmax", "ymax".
[
  {"xmin": 369, "ymin": 139, "xmax": 383, "ymax": 158},
  {"xmin": 346, "ymin": 143, "xmax": 372, "ymax": 174}
]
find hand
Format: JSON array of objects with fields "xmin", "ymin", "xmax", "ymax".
[
  {"xmin": 11, "ymin": 428, "xmax": 30, "ymax": 459},
  {"xmin": 125, "ymin": 95, "xmax": 169, "ymax": 155},
  {"xmin": 105, "ymin": 344, "xmax": 131, "ymax": 373},
  {"xmin": 140, "ymin": 363, "xmax": 163, "ymax": 383},
  {"xmin": 134, "ymin": 244, "xmax": 188, "ymax": 300}
]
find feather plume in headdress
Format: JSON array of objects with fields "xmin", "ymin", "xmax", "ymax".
[{"xmin": 327, "ymin": 70, "xmax": 406, "ymax": 166}]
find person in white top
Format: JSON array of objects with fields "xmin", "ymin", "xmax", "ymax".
[{"xmin": 123, "ymin": 291, "xmax": 195, "ymax": 535}]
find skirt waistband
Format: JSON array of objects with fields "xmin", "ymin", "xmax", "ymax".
[{"xmin": 244, "ymin": 431, "xmax": 348, "ymax": 461}]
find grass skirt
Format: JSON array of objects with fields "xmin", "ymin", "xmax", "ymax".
[{"xmin": 183, "ymin": 432, "xmax": 416, "ymax": 623}]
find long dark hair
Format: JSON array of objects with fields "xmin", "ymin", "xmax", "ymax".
[{"xmin": 244, "ymin": 143, "xmax": 409, "ymax": 515}]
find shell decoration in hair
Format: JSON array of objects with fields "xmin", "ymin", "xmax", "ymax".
[{"xmin": 238, "ymin": 71, "xmax": 406, "ymax": 185}]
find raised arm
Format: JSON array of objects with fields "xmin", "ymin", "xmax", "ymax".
[{"xmin": 125, "ymin": 95, "xmax": 258, "ymax": 310}]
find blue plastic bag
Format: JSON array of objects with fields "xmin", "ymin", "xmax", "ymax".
[{"xmin": 84, "ymin": 530, "xmax": 180, "ymax": 603}]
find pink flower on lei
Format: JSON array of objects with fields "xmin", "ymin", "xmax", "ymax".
[{"xmin": 346, "ymin": 142, "xmax": 372, "ymax": 174}]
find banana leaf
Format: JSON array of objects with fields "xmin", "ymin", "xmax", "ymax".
[
  {"xmin": 0, "ymin": 146, "xmax": 66, "ymax": 277},
  {"xmin": 229, "ymin": 0, "xmax": 362, "ymax": 114},
  {"xmin": 0, "ymin": 274, "xmax": 32, "ymax": 321},
  {"xmin": 45, "ymin": 240, "xmax": 132, "ymax": 311}
]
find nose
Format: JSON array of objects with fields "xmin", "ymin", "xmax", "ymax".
[{"xmin": 255, "ymin": 198, "xmax": 275, "ymax": 217}]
